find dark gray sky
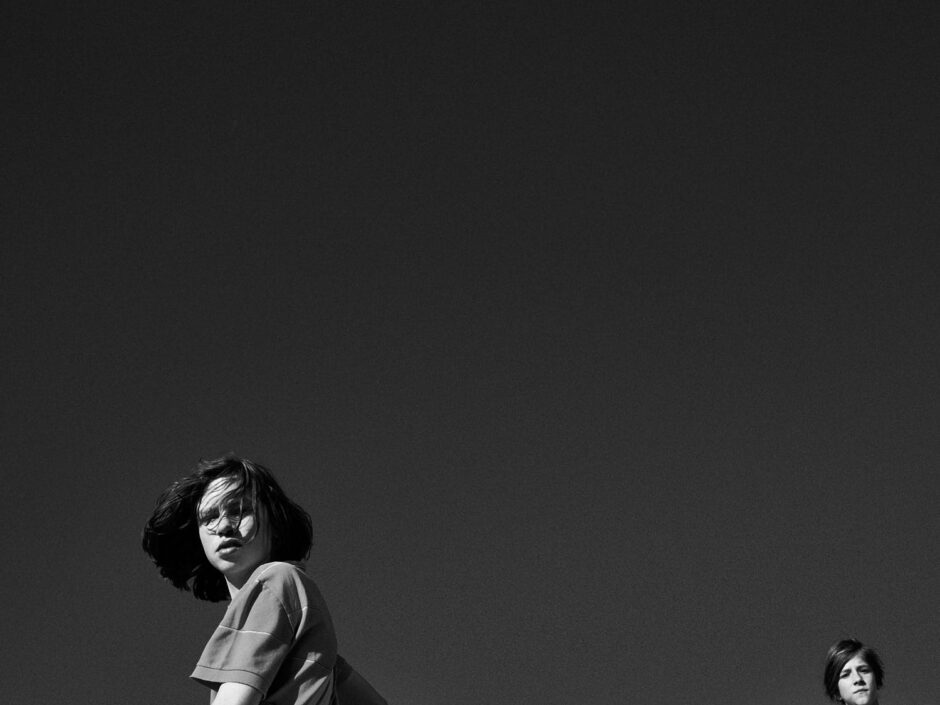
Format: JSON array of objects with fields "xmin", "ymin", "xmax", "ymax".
[{"xmin": 3, "ymin": 3, "xmax": 939, "ymax": 704}]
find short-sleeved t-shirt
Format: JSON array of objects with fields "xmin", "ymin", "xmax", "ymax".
[{"xmin": 191, "ymin": 561, "xmax": 338, "ymax": 705}]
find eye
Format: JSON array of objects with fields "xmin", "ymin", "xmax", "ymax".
[{"xmin": 227, "ymin": 501, "xmax": 252, "ymax": 517}]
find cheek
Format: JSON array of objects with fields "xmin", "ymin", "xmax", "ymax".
[
  {"xmin": 240, "ymin": 516, "xmax": 260, "ymax": 539},
  {"xmin": 197, "ymin": 528, "xmax": 214, "ymax": 554},
  {"xmin": 250, "ymin": 521, "xmax": 273, "ymax": 554}
]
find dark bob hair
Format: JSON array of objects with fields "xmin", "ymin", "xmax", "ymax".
[
  {"xmin": 142, "ymin": 454, "xmax": 313, "ymax": 602},
  {"xmin": 823, "ymin": 639, "xmax": 885, "ymax": 701}
]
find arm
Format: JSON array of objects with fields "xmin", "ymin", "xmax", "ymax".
[
  {"xmin": 207, "ymin": 683, "xmax": 263, "ymax": 705},
  {"xmin": 192, "ymin": 566, "xmax": 299, "ymax": 702}
]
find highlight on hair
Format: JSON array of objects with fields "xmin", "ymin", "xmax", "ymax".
[
  {"xmin": 823, "ymin": 639, "xmax": 885, "ymax": 701},
  {"xmin": 142, "ymin": 454, "xmax": 313, "ymax": 601}
]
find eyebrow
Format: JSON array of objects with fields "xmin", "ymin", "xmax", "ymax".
[
  {"xmin": 201, "ymin": 496, "xmax": 244, "ymax": 509},
  {"xmin": 197, "ymin": 489, "xmax": 248, "ymax": 514}
]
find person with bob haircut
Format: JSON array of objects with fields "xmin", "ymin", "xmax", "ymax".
[
  {"xmin": 142, "ymin": 454, "xmax": 387, "ymax": 705},
  {"xmin": 823, "ymin": 639, "xmax": 885, "ymax": 705}
]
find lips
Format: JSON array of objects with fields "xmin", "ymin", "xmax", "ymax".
[{"xmin": 218, "ymin": 539, "xmax": 242, "ymax": 551}]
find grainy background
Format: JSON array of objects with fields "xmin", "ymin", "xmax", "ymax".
[{"xmin": 3, "ymin": 3, "xmax": 939, "ymax": 704}]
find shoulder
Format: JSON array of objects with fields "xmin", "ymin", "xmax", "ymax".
[
  {"xmin": 252, "ymin": 561, "xmax": 306, "ymax": 583},
  {"xmin": 247, "ymin": 562, "xmax": 323, "ymax": 607},
  {"xmin": 228, "ymin": 562, "xmax": 335, "ymax": 642}
]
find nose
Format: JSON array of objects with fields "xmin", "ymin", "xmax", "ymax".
[
  {"xmin": 215, "ymin": 514, "xmax": 237, "ymax": 536},
  {"xmin": 853, "ymin": 671, "xmax": 865, "ymax": 684}
]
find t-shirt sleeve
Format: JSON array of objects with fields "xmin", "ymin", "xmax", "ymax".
[{"xmin": 191, "ymin": 576, "xmax": 299, "ymax": 695}]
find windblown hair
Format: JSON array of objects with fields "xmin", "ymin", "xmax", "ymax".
[
  {"xmin": 823, "ymin": 639, "xmax": 885, "ymax": 701},
  {"xmin": 142, "ymin": 454, "xmax": 313, "ymax": 602}
]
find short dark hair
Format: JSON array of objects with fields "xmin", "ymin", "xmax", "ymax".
[
  {"xmin": 142, "ymin": 454, "xmax": 313, "ymax": 602},
  {"xmin": 823, "ymin": 639, "xmax": 885, "ymax": 701}
]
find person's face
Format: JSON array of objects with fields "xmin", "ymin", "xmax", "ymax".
[
  {"xmin": 837, "ymin": 654, "xmax": 879, "ymax": 705},
  {"xmin": 197, "ymin": 476, "xmax": 272, "ymax": 591}
]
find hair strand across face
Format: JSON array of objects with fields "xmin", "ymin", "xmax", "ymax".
[{"xmin": 142, "ymin": 454, "xmax": 313, "ymax": 601}]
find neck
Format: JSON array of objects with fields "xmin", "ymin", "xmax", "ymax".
[
  {"xmin": 226, "ymin": 578, "xmax": 241, "ymax": 600},
  {"xmin": 224, "ymin": 568, "xmax": 252, "ymax": 599}
]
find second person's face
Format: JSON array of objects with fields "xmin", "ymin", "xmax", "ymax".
[
  {"xmin": 837, "ymin": 654, "xmax": 879, "ymax": 705},
  {"xmin": 197, "ymin": 476, "xmax": 272, "ymax": 592}
]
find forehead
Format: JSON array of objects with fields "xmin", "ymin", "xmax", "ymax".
[
  {"xmin": 198, "ymin": 476, "xmax": 243, "ymax": 510},
  {"xmin": 842, "ymin": 654, "xmax": 869, "ymax": 671}
]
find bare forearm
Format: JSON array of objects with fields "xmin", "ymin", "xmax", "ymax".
[{"xmin": 207, "ymin": 683, "xmax": 263, "ymax": 705}]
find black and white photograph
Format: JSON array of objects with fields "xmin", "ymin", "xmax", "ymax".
[{"xmin": 4, "ymin": 3, "xmax": 939, "ymax": 704}]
